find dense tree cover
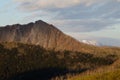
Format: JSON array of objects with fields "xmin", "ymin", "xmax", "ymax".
[{"xmin": 0, "ymin": 42, "xmax": 118, "ymax": 80}]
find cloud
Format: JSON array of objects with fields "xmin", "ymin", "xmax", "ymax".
[
  {"xmin": 14, "ymin": 0, "xmax": 120, "ymax": 11},
  {"xmin": 50, "ymin": 19, "xmax": 120, "ymax": 32},
  {"xmin": 67, "ymin": 32, "xmax": 120, "ymax": 47},
  {"xmin": 53, "ymin": 0, "xmax": 120, "ymax": 19},
  {"xmin": 13, "ymin": 0, "xmax": 120, "ymax": 33},
  {"xmin": 117, "ymin": 0, "xmax": 120, "ymax": 2},
  {"xmin": 14, "ymin": 0, "xmax": 103, "ymax": 11},
  {"xmin": 14, "ymin": 0, "xmax": 120, "ymax": 19}
]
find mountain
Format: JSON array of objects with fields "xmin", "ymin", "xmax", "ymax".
[
  {"xmin": 0, "ymin": 20, "xmax": 94, "ymax": 52},
  {"xmin": 0, "ymin": 20, "xmax": 120, "ymax": 80},
  {"xmin": 81, "ymin": 40, "xmax": 98, "ymax": 46},
  {"xmin": 67, "ymin": 33, "xmax": 120, "ymax": 47}
]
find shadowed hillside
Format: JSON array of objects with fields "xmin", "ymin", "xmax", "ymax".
[{"xmin": 0, "ymin": 42, "xmax": 119, "ymax": 80}]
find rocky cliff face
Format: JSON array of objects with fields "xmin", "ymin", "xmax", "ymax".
[{"xmin": 0, "ymin": 20, "xmax": 93, "ymax": 52}]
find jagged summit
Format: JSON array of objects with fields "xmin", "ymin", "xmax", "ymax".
[
  {"xmin": 35, "ymin": 20, "xmax": 47, "ymax": 24},
  {"xmin": 0, "ymin": 20, "xmax": 94, "ymax": 52},
  {"xmin": 1, "ymin": 20, "xmax": 47, "ymax": 28}
]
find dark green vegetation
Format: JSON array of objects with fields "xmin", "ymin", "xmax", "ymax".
[{"xmin": 0, "ymin": 42, "xmax": 119, "ymax": 80}]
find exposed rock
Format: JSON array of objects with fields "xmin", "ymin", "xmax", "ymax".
[{"xmin": 0, "ymin": 20, "xmax": 93, "ymax": 52}]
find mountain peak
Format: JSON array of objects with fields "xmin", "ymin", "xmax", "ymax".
[
  {"xmin": 35, "ymin": 20, "xmax": 47, "ymax": 24},
  {"xmin": 0, "ymin": 20, "xmax": 94, "ymax": 52}
]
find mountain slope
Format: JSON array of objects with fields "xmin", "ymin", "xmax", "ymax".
[
  {"xmin": 0, "ymin": 20, "xmax": 91, "ymax": 52},
  {"xmin": 0, "ymin": 42, "xmax": 118, "ymax": 80},
  {"xmin": 0, "ymin": 20, "xmax": 120, "ymax": 80}
]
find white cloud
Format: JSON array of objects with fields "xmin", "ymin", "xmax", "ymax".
[
  {"xmin": 14, "ymin": 0, "xmax": 103, "ymax": 11},
  {"xmin": 49, "ymin": 19, "xmax": 120, "ymax": 32},
  {"xmin": 13, "ymin": 0, "xmax": 120, "ymax": 33}
]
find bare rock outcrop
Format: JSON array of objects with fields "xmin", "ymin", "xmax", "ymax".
[{"xmin": 0, "ymin": 20, "xmax": 93, "ymax": 52}]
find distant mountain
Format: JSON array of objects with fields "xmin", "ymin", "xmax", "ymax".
[
  {"xmin": 0, "ymin": 20, "xmax": 93, "ymax": 52},
  {"xmin": 80, "ymin": 38, "xmax": 120, "ymax": 47},
  {"xmin": 67, "ymin": 33, "xmax": 120, "ymax": 47},
  {"xmin": 81, "ymin": 40, "xmax": 98, "ymax": 46}
]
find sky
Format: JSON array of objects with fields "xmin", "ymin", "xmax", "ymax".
[{"xmin": 0, "ymin": 0, "xmax": 120, "ymax": 46}]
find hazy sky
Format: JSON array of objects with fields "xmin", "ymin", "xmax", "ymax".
[{"xmin": 0, "ymin": 0, "xmax": 120, "ymax": 42}]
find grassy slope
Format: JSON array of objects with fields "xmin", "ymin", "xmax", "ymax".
[
  {"xmin": 0, "ymin": 42, "xmax": 120, "ymax": 80},
  {"xmin": 69, "ymin": 47, "xmax": 120, "ymax": 80},
  {"xmin": 69, "ymin": 69, "xmax": 120, "ymax": 80}
]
